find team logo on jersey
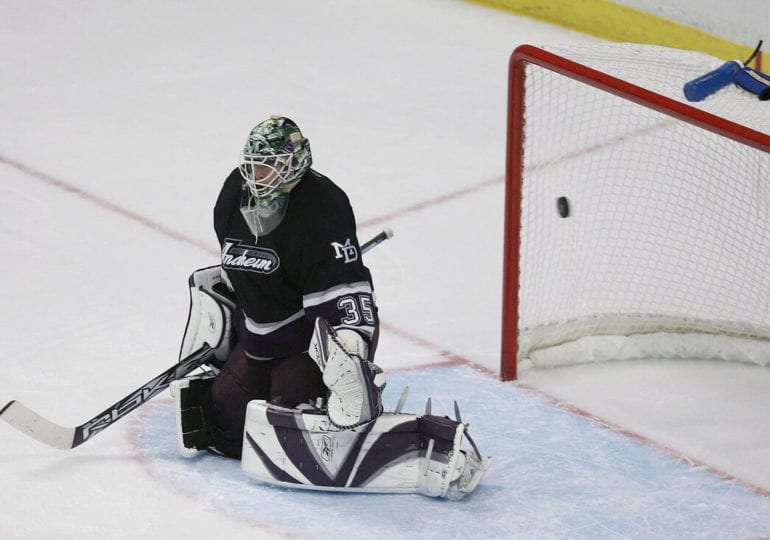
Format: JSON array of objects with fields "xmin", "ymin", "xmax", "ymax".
[
  {"xmin": 221, "ymin": 238, "xmax": 280, "ymax": 274},
  {"xmin": 331, "ymin": 238, "xmax": 358, "ymax": 263}
]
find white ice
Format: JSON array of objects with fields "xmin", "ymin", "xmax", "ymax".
[{"xmin": 2, "ymin": 1, "xmax": 770, "ymax": 538}]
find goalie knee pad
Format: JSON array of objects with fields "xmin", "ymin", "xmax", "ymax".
[
  {"xmin": 240, "ymin": 399, "xmax": 490, "ymax": 499},
  {"xmin": 170, "ymin": 373, "xmax": 216, "ymax": 457}
]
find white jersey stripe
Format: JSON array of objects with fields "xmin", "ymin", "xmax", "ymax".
[
  {"xmin": 243, "ymin": 309, "xmax": 306, "ymax": 335},
  {"xmin": 303, "ymin": 281, "xmax": 373, "ymax": 308}
]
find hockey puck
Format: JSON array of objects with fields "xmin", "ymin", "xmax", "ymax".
[{"xmin": 557, "ymin": 196, "xmax": 570, "ymax": 218}]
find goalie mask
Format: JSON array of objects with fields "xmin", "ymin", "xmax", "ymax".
[{"xmin": 238, "ymin": 116, "xmax": 312, "ymax": 238}]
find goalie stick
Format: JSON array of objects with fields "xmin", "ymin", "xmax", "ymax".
[
  {"xmin": 360, "ymin": 227, "xmax": 393, "ymax": 253},
  {"xmin": 0, "ymin": 345, "xmax": 215, "ymax": 450},
  {"xmin": 0, "ymin": 228, "xmax": 394, "ymax": 450}
]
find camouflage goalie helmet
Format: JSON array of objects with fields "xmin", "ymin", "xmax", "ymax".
[{"xmin": 238, "ymin": 116, "xmax": 312, "ymax": 200}]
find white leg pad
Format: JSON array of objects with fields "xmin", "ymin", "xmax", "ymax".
[{"xmin": 240, "ymin": 400, "xmax": 490, "ymax": 499}]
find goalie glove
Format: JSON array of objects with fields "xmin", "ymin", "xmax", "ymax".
[
  {"xmin": 179, "ymin": 265, "xmax": 236, "ymax": 364},
  {"xmin": 308, "ymin": 317, "xmax": 386, "ymax": 428}
]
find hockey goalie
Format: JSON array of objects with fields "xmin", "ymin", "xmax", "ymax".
[{"xmin": 170, "ymin": 115, "xmax": 490, "ymax": 499}]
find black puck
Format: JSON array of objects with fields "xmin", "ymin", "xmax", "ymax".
[{"xmin": 557, "ymin": 196, "xmax": 570, "ymax": 218}]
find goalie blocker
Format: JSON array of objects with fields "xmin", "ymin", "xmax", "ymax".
[{"xmin": 179, "ymin": 265, "xmax": 236, "ymax": 364}]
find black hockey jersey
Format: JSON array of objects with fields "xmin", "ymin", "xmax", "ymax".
[{"xmin": 213, "ymin": 167, "xmax": 379, "ymax": 361}]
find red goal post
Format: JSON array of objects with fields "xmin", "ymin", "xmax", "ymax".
[{"xmin": 501, "ymin": 43, "xmax": 770, "ymax": 381}]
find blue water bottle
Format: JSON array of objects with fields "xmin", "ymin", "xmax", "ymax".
[{"xmin": 683, "ymin": 60, "xmax": 742, "ymax": 102}]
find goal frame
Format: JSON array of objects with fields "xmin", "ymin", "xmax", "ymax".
[{"xmin": 501, "ymin": 44, "xmax": 770, "ymax": 381}]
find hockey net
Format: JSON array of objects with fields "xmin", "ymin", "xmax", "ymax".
[{"xmin": 502, "ymin": 43, "xmax": 770, "ymax": 380}]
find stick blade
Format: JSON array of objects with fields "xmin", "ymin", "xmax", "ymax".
[{"xmin": 1, "ymin": 400, "xmax": 76, "ymax": 450}]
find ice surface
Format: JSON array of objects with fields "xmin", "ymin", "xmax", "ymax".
[
  {"xmin": 131, "ymin": 367, "xmax": 770, "ymax": 538},
  {"xmin": 2, "ymin": 0, "xmax": 769, "ymax": 538}
]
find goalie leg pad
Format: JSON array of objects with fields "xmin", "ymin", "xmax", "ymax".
[{"xmin": 240, "ymin": 400, "xmax": 491, "ymax": 498}]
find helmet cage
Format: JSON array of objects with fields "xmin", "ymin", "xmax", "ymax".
[{"xmin": 239, "ymin": 152, "xmax": 295, "ymax": 200}]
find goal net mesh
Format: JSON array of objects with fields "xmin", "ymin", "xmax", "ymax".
[{"xmin": 509, "ymin": 43, "xmax": 770, "ymax": 372}]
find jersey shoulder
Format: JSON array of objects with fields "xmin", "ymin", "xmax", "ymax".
[
  {"xmin": 213, "ymin": 168, "xmax": 243, "ymax": 242},
  {"xmin": 293, "ymin": 169, "xmax": 351, "ymax": 211},
  {"xmin": 216, "ymin": 168, "xmax": 243, "ymax": 208},
  {"xmin": 292, "ymin": 170, "xmax": 357, "ymax": 237},
  {"xmin": 288, "ymin": 169, "xmax": 363, "ymax": 262}
]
